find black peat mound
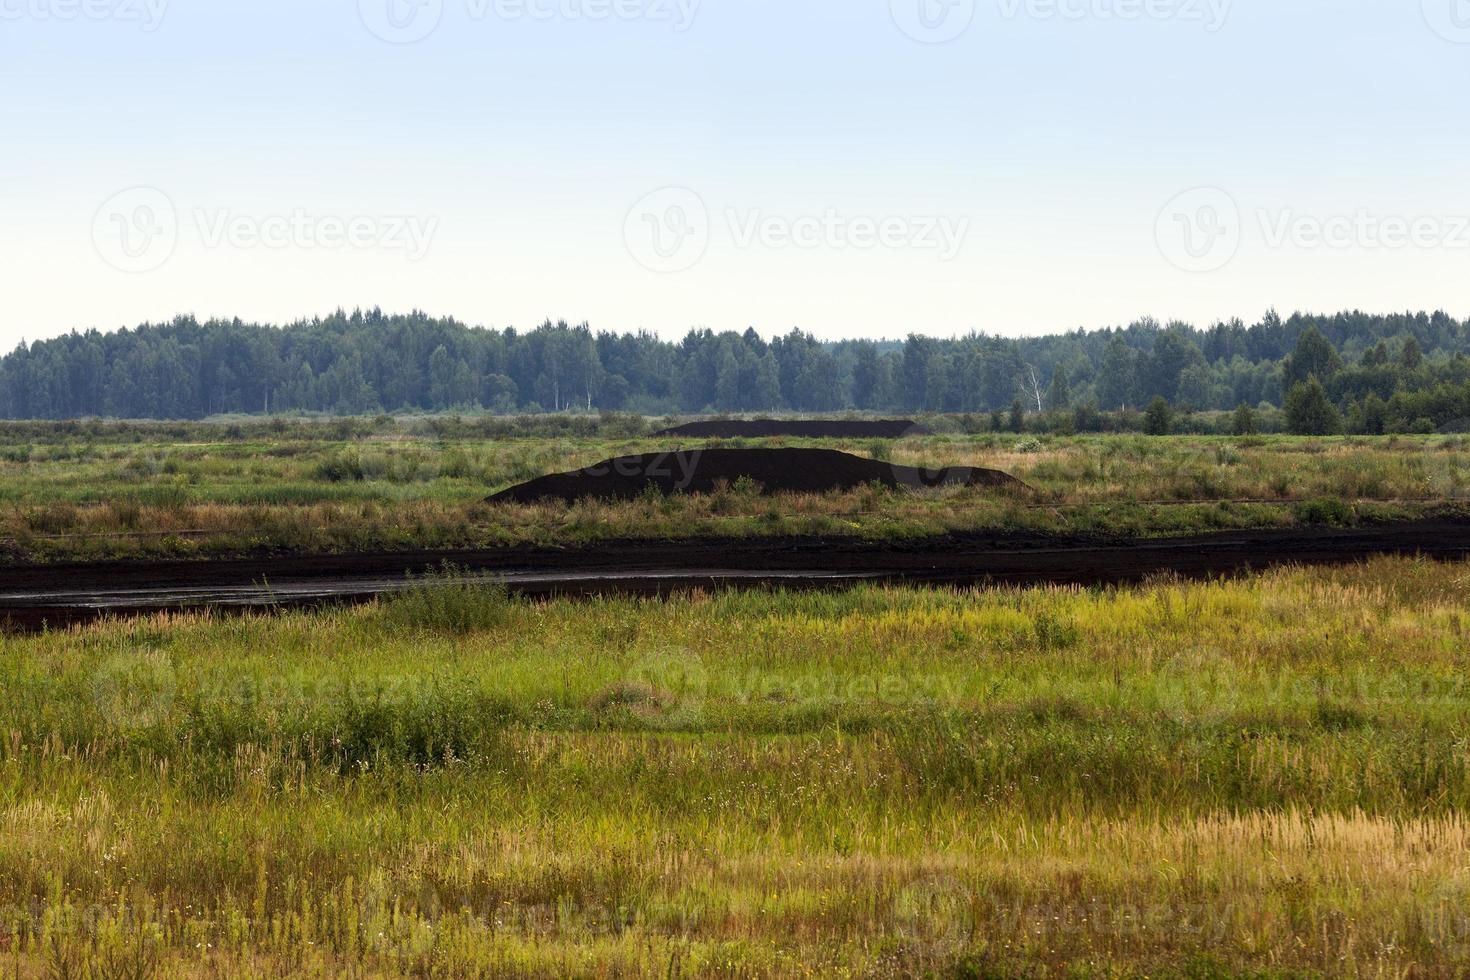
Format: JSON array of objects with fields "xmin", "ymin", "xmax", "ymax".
[
  {"xmin": 487, "ymin": 448, "xmax": 1029, "ymax": 504},
  {"xmin": 651, "ymin": 419, "xmax": 928, "ymax": 439}
]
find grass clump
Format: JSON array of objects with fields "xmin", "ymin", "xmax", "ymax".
[{"xmin": 374, "ymin": 564, "xmax": 510, "ymax": 634}]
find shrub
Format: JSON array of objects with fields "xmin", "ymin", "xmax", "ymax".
[
  {"xmin": 1144, "ymin": 397, "xmax": 1174, "ymax": 436},
  {"xmin": 1284, "ymin": 378, "xmax": 1343, "ymax": 436},
  {"xmin": 376, "ymin": 565, "xmax": 511, "ymax": 635},
  {"xmin": 314, "ymin": 450, "xmax": 365, "ymax": 482},
  {"xmin": 1231, "ymin": 403, "xmax": 1260, "ymax": 436},
  {"xmin": 1294, "ymin": 496, "xmax": 1352, "ymax": 526}
]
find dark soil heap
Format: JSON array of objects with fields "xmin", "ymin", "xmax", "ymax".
[
  {"xmin": 487, "ymin": 448, "xmax": 1029, "ymax": 504},
  {"xmin": 652, "ymin": 419, "xmax": 928, "ymax": 439}
]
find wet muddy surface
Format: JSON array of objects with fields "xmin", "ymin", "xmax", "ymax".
[{"xmin": 2, "ymin": 519, "xmax": 1467, "ymax": 630}]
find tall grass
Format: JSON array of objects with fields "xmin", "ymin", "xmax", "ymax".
[
  {"xmin": 2, "ymin": 429, "xmax": 1469, "ymax": 561},
  {"xmin": 1, "ymin": 559, "xmax": 1469, "ymax": 974},
  {"xmin": 375, "ymin": 565, "xmax": 512, "ymax": 635}
]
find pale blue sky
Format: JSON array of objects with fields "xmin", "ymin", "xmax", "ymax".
[{"xmin": 2, "ymin": 0, "xmax": 1467, "ymax": 343}]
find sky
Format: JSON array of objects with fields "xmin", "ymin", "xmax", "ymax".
[{"xmin": 2, "ymin": 0, "xmax": 1468, "ymax": 345}]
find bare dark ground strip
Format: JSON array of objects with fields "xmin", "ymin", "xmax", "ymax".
[{"xmin": 1, "ymin": 518, "xmax": 1468, "ymax": 632}]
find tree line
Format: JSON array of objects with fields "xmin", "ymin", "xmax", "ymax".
[{"xmin": 1, "ymin": 307, "xmax": 1468, "ymax": 427}]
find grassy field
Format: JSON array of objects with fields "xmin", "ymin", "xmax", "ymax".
[
  {"xmin": 3, "ymin": 559, "xmax": 1470, "ymax": 976},
  {"xmin": 2, "ymin": 417, "xmax": 1470, "ymax": 561}
]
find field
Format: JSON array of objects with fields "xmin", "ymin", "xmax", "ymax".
[
  {"xmin": 3, "ymin": 561, "xmax": 1470, "ymax": 976},
  {"xmin": 2, "ymin": 417, "xmax": 1470, "ymax": 562},
  {"xmin": 4, "ymin": 417, "xmax": 1470, "ymax": 977}
]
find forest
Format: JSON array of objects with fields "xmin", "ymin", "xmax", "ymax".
[{"xmin": 1, "ymin": 307, "xmax": 1469, "ymax": 430}]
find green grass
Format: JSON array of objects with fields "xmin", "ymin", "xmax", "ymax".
[
  {"xmin": 3, "ymin": 558, "xmax": 1470, "ymax": 975},
  {"xmin": 2, "ymin": 418, "xmax": 1470, "ymax": 562}
]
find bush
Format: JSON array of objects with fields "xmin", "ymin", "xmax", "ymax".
[
  {"xmin": 1144, "ymin": 397, "xmax": 1174, "ymax": 436},
  {"xmin": 376, "ymin": 566, "xmax": 512, "ymax": 635},
  {"xmin": 1231, "ymin": 403, "xmax": 1260, "ymax": 436},
  {"xmin": 314, "ymin": 450, "xmax": 365, "ymax": 482},
  {"xmin": 1284, "ymin": 378, "xmax": 1343, "ymax": 436},
  {"xmin": 1294, "ymin": 496, "xmax": 1352, "ymax": 526}
]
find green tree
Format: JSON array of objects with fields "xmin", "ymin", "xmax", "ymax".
[
  {"xmin": 1400, "ymin": 336, "xmax": 1424, "ymax": 371},
  {"xmin": 1046, "ymin": 365, "xmax": 1071, "ymax": 410},
  {"xmin": 851, "ymin": 344, "xmax": 882, "ymax": 409},
  {"xmin": 713, "ymin": 346, "xmax": 741, "ymax": 410},
  {"xmin": 1097, "ymin": 336, "xmax": 1135, "ymax": 410},
  {"xmin": 1231, "ymin": 403, "xmax": 1259, "ymax": 436},
  {"xmin": 750, "ymin": 351, "xmax": 782, "ymax": 410},
  {"xmin": 1142, "ymin": 330, "xmax": 1202, "ymax": 403},
  {"xmin": 1361, "ymin": 341, "xmax": 1390, "ymax": 367},
  {"xmin": 1284, "ymin": 378, "xmax": 1343, "ymax": 435},
  {"xmin": 1008, "ymin": 398, "xmax": 1025, "ymax": 433},
  {"xmin": 1283, "ymin": 326, "xmax": 1342, "ymax": 390},
  {"xmin": 481, "ymin": 374, "xmax": 518, "ymax": 413},
  {"xmin": 1360, "ymin": 392, "xmax": 1387, "ymax": 435},
  {"xmin": 1143, "ymin": 396, "xmax": 1173, "ymax": 435}
]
